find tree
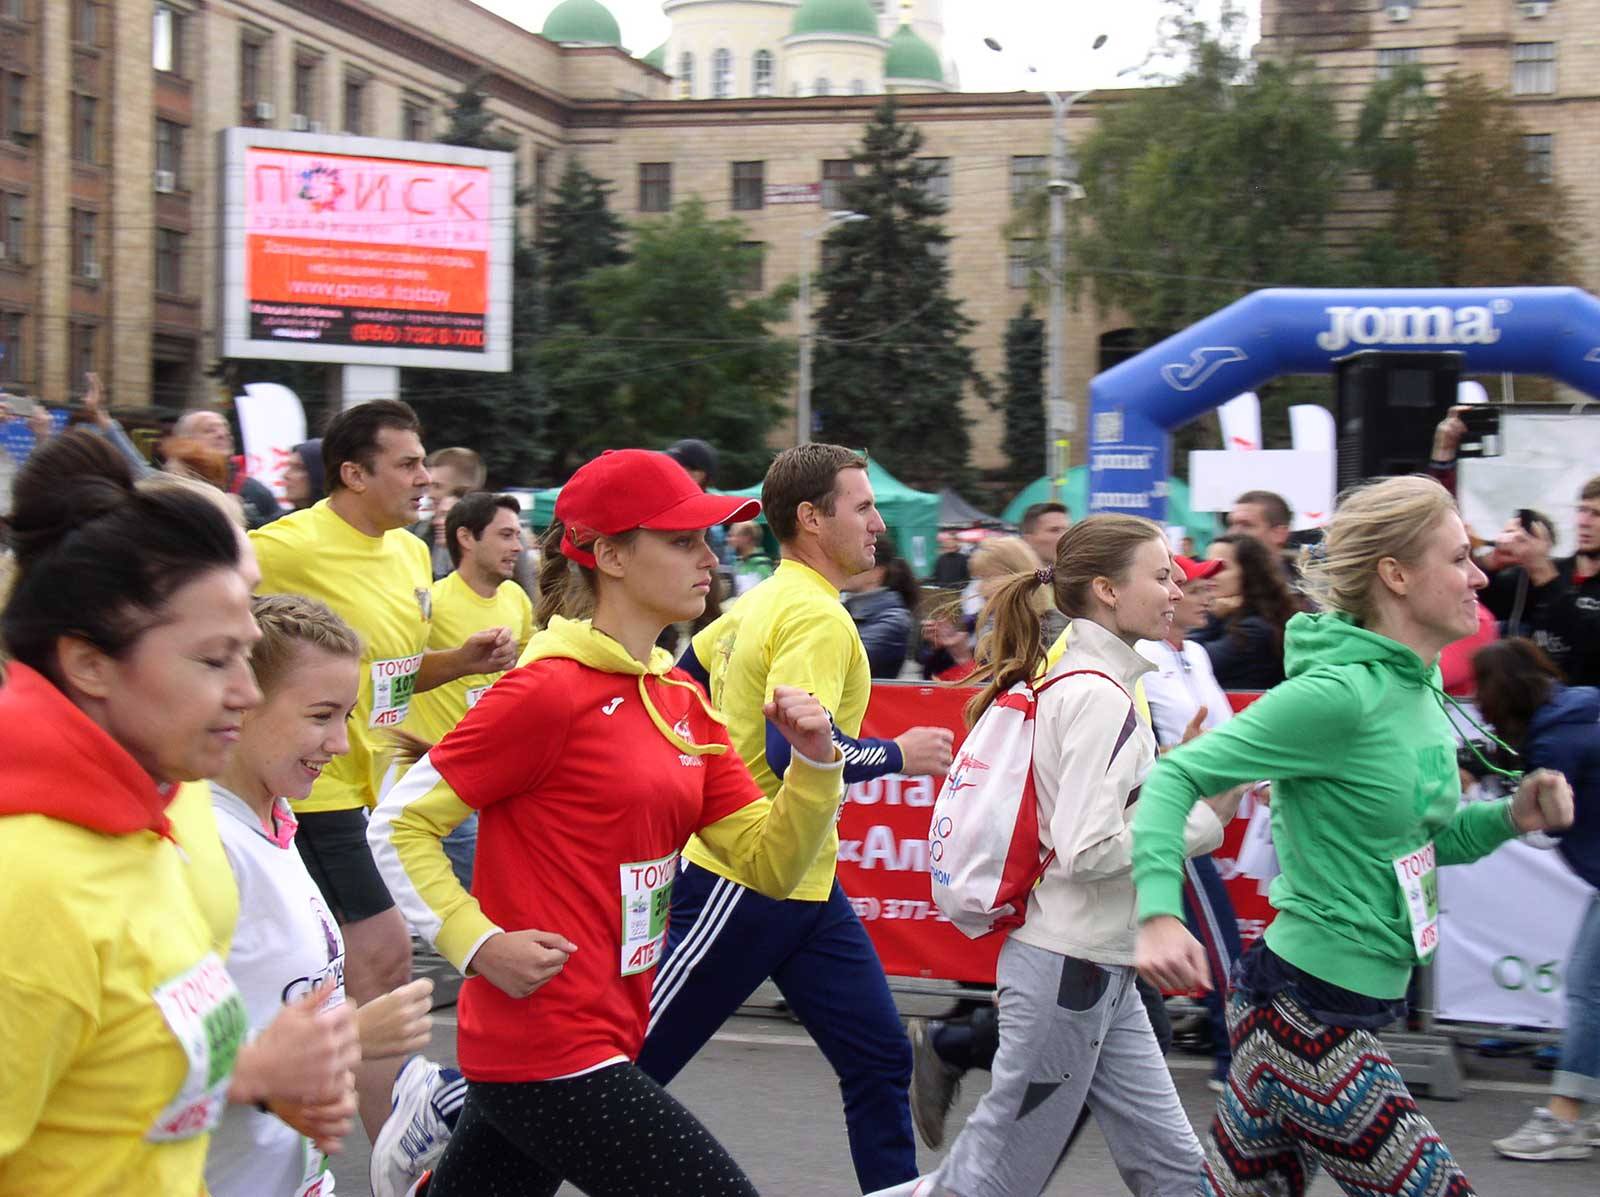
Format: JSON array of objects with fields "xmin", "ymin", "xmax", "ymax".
[
  {"xmin": 999, "ymin": 307, "xmax": 1045, "ymax": 487},
  {"xmin": 1352, "ymin": 69, "xmax": 1580, "ymax": 287},
  {"xmin": 538, "ymin": 157, "xmax": 629, "ymax": 329},
  {"xmin": 400, "ymin": 79, "xmax": 551, "ymax": 485},
  {"xmin": 809, "ymin": 98, "xmax": 988, "ymax": 492},
  {"xmin": 534, "ymin": 198, "xmax": 795, "ymax": 486}
]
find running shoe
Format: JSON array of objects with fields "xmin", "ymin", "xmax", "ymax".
[
  {"xmin": 371, "ymin": 1056, "xmax": 453, "ymax": 1197},
  {"xmin": 907, "ymin": 1018, "xmax": 963, "ymax": 1150},
  {"xmin": 1492, "ymin": 1107, "xmax": 1593, "ymax": 1161}
]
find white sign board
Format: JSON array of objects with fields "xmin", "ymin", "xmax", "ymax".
[
  {"xmin": 1457, "ymin": 409, "xmax": 1600, "ymax": 550},
  {"xmin": 1188, "ymin": 449, "xmax": 1336, "ymax": 530}
]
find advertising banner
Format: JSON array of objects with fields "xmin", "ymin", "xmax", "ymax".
[{"xmin": 235, "ymin": 382, "xmax": 306, "ymax": 506}]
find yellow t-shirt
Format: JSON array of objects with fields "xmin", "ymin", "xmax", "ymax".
[
  {"xmin": 405, "ymin": 572, "xmax": 535, "ymax": 747},
  {"xmin": 0, "ymin": 815, "xmax": 247, "ymax": 1196},
  {"xmin": 251, "ymin": 500, "xmax": 433, "ymax": 813},
  {"xmin": 681, "ymin": 560, "xmax": 870, "ymax": 901},
  {"xmin": 168, "ymin": 780, "xmax": 240, "ymax": 957}
]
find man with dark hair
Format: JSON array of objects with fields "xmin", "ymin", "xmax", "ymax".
[
  {"xmin": 665, "ymin": 437, "xmax": 718, "ymax": 487},
  {"xmin": 1018, "ymin": 500, "xmax": 1071, "ymax": 566},
  {"xmin": 251, "ymin": 400, "xmax": 519, "ymax": 1142},
  {"xmin": 638, "ymin": 442, "xmax": 955, "ymax": 1192},
  {"xmin": 1227, "ymin": 489, "xmax": 1293, "ymax": 553}
]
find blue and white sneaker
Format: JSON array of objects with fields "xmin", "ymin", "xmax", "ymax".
[{"xmin": 370, "ymin": 1057, "xmax": 462, "ymax": 1197}]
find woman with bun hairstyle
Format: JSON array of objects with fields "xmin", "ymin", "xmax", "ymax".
[
  {"xmin": 369, "ymin": 449, "xmax": 846, "ymax": 1196},
  {"xmin": 0, "ymin": 431, "xmax": 356, "ymax": 1195},
  {"xmin": 1134, "ymin": 475, "xmax": 1576, "ymax": 1196}
]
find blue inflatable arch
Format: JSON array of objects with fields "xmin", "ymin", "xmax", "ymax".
[{"xmin": 1087, "ymin": 286, "xmax": 1600, "ymax": 520}]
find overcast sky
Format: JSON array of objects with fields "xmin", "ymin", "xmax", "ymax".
[{"xmin": 473, "ymin": 0, "xmax": 1261, "ymax": 93}]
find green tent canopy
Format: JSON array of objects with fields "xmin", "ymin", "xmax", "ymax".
[{"xmin": 1000, "ymin": 470, "xmax": 1218, "ymax": 552}]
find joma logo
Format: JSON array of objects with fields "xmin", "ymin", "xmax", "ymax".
[{"xmin": 1316, "ymin": 303, "xmax": 1507, "ymax": 353}]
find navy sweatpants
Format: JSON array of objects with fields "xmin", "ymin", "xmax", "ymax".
[
  {"xmin": 638, "ymin": 861, "xmax": 917, "ymax": 1193},
  {"xmin": 1182, "ymin": 853, "xmax": 1243, "ymax": 1080}
]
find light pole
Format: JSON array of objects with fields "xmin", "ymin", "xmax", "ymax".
[{"xmin": 797, "ymin": 209, "xmax": 866, "ymax": 446}]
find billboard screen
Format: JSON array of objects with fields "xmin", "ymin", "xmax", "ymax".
[{"xmin": 220, "ymin": 130, "xmax": 513, "ymax": 371}]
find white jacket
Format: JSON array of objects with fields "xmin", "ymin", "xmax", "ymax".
[{"xmin": 1012, "ymin": 618, "xmax": 1223, "ymax": 965}]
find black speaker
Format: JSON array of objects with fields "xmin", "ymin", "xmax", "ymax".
[{"xmin": 1333, "ymin": 350, "xmax": 1461, "ymax": 491}]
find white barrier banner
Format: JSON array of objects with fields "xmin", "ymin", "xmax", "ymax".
[{"xmin": 1434, "ymin": 833, "xmax": 1591, "ymax": 1028}]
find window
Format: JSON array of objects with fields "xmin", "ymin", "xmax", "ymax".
[
  {"xmin": 69, "ymin": 323, "xmax": 96, "ymax": 382},
  {"xmin": 813, "ymin": 77, "xmax": 831, "ymax": 96},
  {"xmin": 402, "ymin": 97, "xmax": 430, "ymax": 142},
  {"xmin": 711, "ymin": 48, "xmax": 733, "ymax": 99},
  {"xmin": 1375, "ymin": 47, "xmax": 1420, "ymax": 80},
  {"xmin": 821, "ymin": 159, "xmax": 854, "ymax": 209},
  {"xmin": 1524, "ymin": 133, "xmax": 1553, "ymax": 183},
  {"xmin": 155, "ymin": 228, "xmax": 184, "ymax": 293},
  {"xmin": 0, "ymin": 311, "xmax": 22, "ymax": 385},
  {"xmin": 735, "ymin": 242, "xmax": 765, "ymax": 292},
  {"xmin": 731, "ymin": 161, "xmax": 764, "ymax": 210},
  {"xmin": 240, "ymin": 32, "xmax": 268, "ymax": 111},
  {"xmin": 72, "ymin": 210, "xmax": 98, "ymax": 278},
  {"xmin": 342, "ymin": 72, "xmax": 366, "ymax": 135},
  {"xmin": 72, "ymin": 0, "xmax": 97, "ymax": 46},
  {"xmin": 293, "ymin": 55, "xmax": 320, "ymax": 124},
  {"xmin": 72, "ymin": 94, "xmax": 98, "ymax": 164},
  {"xmin": 1008, "ymin": 239, "xmax": 1038, "ymax": 289},
  {"xmin": 2, "ymin": 72, "xmax": 24, "ymax": 143},
  {"xmin": 1512, "ymin": 42, "xmax": 1556, "ymax": 95},
  {"xmin": 153, "ymin": 5, "xmax": 184, "ymax": 74},
  {"xmin": 677, "ymin": 52, "xmax": 694, "ymax": 99},
  {"xmin": 1, "ymin": 192, "xmax": 23, "ymax": 262},
  {"xmin": 1010, "ymin": 155, "xmax": 1047, "ymax": 207},
  {"xmin": 155, "ymin": 119, "xmax": 183, "ymax": 181},
  {"xmin": 639, "ymin": 162, "xmax": 672, "ymax": 212},
  {"xmin": 918, "ymin": 156, "xmax": 950, "ymax": 202},
  {"xmin": 753, "ymin": 50, "xmax": 775, "ymax": 97}
]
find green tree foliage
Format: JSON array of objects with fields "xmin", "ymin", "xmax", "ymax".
[
  {"xmin": 810, "ymin": 98, "xmax": 988, "ymax": 491},
  {"xmin": 1352, "ymin": 69, "xmax": 1580, "ymax": 287},
  {"xmin": 538, "ymin": 157, "xmax": 629, "ymax": 329},
  {"xmin": 400, "ymin": 78, "xmax": 551, "ymax": 485},
  {"xmin": 1000, "ymin": 306, "xmax": 1045, "ymax": 487},
  {"xmin": 534, "ymin": 198, "xmax": 795, "ymax": 486}
]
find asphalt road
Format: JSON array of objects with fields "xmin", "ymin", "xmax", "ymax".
[{"xmin": 330, "ymin": 990, "xmax": 1600, "ymax": 1196}]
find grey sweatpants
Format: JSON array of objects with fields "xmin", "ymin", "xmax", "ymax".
[{"xmin": 878, "ymin": 937, "xmax": 1204, "ymax": 1197}]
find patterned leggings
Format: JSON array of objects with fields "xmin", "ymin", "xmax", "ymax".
[
  {"xmin": 425, "ymin": 1064, "xmax": 760, "ymax": 1197},
  {"xmin": 1204, "ymin": 987, "xmax": 1475, "ymax": 1196}
]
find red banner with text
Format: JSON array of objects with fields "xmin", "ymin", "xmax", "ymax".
[{"xmin": 837, "ymin": 682, "xmax": 1274, "ymax": 985}]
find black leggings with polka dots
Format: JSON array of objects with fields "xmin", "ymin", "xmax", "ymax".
[{"xmin": 424, "ymin": 1063, "xmax": 761, "ymax": 1197}]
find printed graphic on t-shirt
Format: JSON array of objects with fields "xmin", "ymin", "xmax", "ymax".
[
  {"xmin": 147, "ymin": 954, "xmax": 249, "ymax": 1142},
  {"xmin": 281, "ymin": 895, "xmax": 347, "ymax": 1006},
  {"xmin": 620, "ymin": 852, "xmax": 676, "ymax": 976},
  {"xmin": 371, "ymin": 654, "xmax": 424, "ymax": 727},
  {"xmin": 673, "ymin": 717, "xmax": 703, "ymax": 769}
]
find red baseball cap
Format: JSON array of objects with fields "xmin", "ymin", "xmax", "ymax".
[
  {"xmin": 556, "ymin": 449, "xmax": 760, "ymax": 567},
  {"xmin": 1173, "ymin": 554, "xmax": 1223, "ymax": 584}
]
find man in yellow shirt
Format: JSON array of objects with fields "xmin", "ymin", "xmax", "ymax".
[
  {"xmin": 405, "ymin": 492, "xmax": 535, "ymax": 890},
  {"xmin": 637, "ymin": 444, "xmax": 954, "ymax": 1192},
  {"xmin": 250, "ymin": 399, "xmax": 517, "ymax": 1141}
]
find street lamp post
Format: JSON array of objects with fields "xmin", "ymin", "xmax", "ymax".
[{"xmin": 797, "ymin": 209, "xmax": 867, "ymax": 446}]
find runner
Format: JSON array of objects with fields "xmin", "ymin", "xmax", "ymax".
[
  {"xmin": 0, "ymin": 431, "xmax": 353, "ymax": 1194},
  {"xmin": 870, "ymin": 515, "xmax": 1240, "ymax": 1197},
  {"xmin": 639, "ymin": 443, "xmax": 954, "ymax": 1193},
  {"xmin": 251, "ymin": 400, "xmax": 517, "ymax": 1141},
  {"xmin": 205, "ymin": 593, "xmax": 437, "ymax": 1197},
  {"xmin": 1133, "ymin": 474, "xmax": 1576, "ymax": 1196},
  {"xmin": 368, "ymin": 448, "xmax": 847, "ymax": 1196}
]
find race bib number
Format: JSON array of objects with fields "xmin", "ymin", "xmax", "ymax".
[
  {"xmin": 465, "ymin": 685, "xmax": 489, "ymax": 709},
  {"xmin": 1393, "ymin": 841, "xmax": 1439, "ymax": 959},
  {"xmin": 370, "ymin": 654, "xmax": 424, "ymax": 728},
  {"xmin": 147, "ymin": 954, "xmax": 248, "ymax": 1142},
  {"xmin": 619, "ymin": 853, "xmax": 676, "ymax": 976}
]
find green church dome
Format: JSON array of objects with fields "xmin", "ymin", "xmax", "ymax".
[
  {"xmin": 884, "ymin": 23, "xmax": 942, "ymax": 81},
  {"xmin": 790, "ymin": 0, "xmax": 880, "ymax": 39},
  {"xmin": 541, "ymin": 0, "xmax": 622, "ymax": 46},
  {"xmin": 641, "ymin": 41, "xmax": 668, "ymax": 70}
]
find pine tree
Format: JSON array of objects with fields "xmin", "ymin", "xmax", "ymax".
[
  {"xmin": 399, "ymin": 79, "xmax": 552, "ymax": 484},
  {"xmin": 810, "ymin": 98, "xmax": 987, "ymax": 491},
  {"xmin": 538, "ymin": 157, "xmax": 629, "ymax": 329},
  {"xmin": 1000, "ymin": 306, "xmax": 1044, "ymax": 487}
]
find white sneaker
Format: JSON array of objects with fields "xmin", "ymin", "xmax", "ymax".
[
  {"xmin": 370, "ymin": 1056, "xmax": 453, "ymax": 1197},
  {"xmin": 1492, "ymin": 1107, "xmax": 1593, "ymax": 1162}
]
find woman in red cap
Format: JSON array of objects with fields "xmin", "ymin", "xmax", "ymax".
[{"xmin": 369, "ymin": 449, "xmax": 845, "ymax": 1197}]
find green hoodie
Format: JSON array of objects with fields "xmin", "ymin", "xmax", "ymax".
[{"xmin": 1132, "ymin": 611, "xmax": 1519, "ymax": 999}]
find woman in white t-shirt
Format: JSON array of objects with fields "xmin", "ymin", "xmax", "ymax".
[{"xmin": 205, "ymin": 594, "xmax": 439, "ymax": 1197}]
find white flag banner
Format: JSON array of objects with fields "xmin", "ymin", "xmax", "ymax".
[
  {"xmin": 1217, "ymin": 392, "xmax": 1261, "ymax": 452},
  {"xmin": 235, "ymin": 383, "xmax": 306, "ymax": 506}
]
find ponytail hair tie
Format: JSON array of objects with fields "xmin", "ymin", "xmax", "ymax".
[{"xmin": 1035, "ymin": 565, "xmax": 1055, "ymax": 587}]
